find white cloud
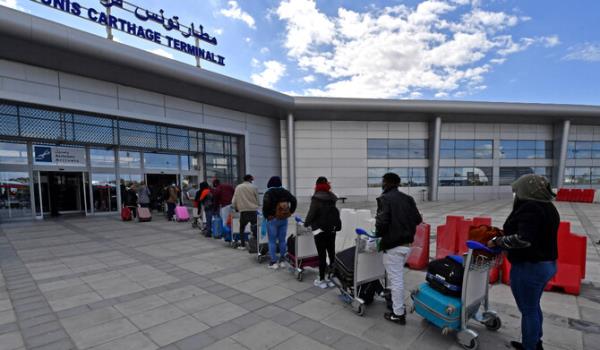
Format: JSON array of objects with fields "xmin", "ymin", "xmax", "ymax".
[
  {"xmin": 276, "ymin": 0, "xmax": 556, "ymax": 98},
  {"xmin": 542, "ymin": 35, "xmax": 560, "ymax": 47},
  {"xmin": 251, "ymin": 58, "xmax": 260, "ymax": 67},
  {"xmin": 0, "ymin": 0, "xmax": 25, "ymax": 11},
  {"xmin": 220, "ymin": 1, "xmax": 256, "ymax": 29},
  {"xmin": 149, "ymin": 48, "xmax": 174, "ymax": 59},
  {"xmin": 563, "ymin": 43, "xmax": 600, "ymax": 62},
  {"xmin": 303, "ymin": 75, "xmax": 315, "ymax": 83},
  {"xmin": 251, "ymin": 60, "xmax": 286, "ymax": 88},
  {"xmin": 260, "ymin": 47, "xmax": 270, "ymax": 54},
  {"xmin": 213, "ymin": 28, "xmax": 224, "ymax": 35},
  {"xmin": 245, "ymin": 37, "xmax": 252, "ymax": 43}
]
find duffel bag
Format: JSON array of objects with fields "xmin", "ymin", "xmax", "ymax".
[{"xmin": 426, "ymin": 256, "xmax": 464, "ymax": 297}]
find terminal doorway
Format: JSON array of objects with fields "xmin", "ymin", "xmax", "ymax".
[
  {"xmin": 36, "ymin": 171, "xmax": 88, "ymax": 217},
  {"xmin": 146, "ymin": 174, "xmax": 178, "ymax": 210}
]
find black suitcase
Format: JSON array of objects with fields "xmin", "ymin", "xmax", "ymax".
[
  {"xmin": 334, "ymin": 246, "xmax": 355, "ymax": 283},
  {"xmin": 426, "ymin": 256, "xmax": 464, "ymax": 297}
]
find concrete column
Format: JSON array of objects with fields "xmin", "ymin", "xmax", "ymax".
[
  {"xmin": 556, "ymin": 120, "xmax": 571, "ymax": 188},
  {"xmin": 429, "ymin": 116, "xmax": 442, "ymax": 201},
  {"xmin": 286, "ymin": 113, "xmax": 296, "ymax": 195}
]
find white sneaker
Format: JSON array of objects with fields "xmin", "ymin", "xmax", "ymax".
[
  {"xmin": 325, "ymin": 278, "xmax": 335, "ymax": 288},
  {"xmin": 314, "ymin": 279, "xmax": 328, "ymax": 289},
  {"xmin": 268, "ymin": 263, "xmax": 279, "ymax": 270},
  {"xmin": 236, "ymin": 246, "xmax": 246, "ymax": 251},
  {"xmin": 279, "ymin": 261, "xmax": 288, "ymax": 269}
]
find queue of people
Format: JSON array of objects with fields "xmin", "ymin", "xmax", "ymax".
[{"xmin": 120, "ymin": 171, "xmax": 558, "ymax": 350}]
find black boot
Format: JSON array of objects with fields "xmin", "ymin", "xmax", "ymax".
[
  {"xmin": 384, "ymin": 312, "xmax": 406, "ymax": 325},
  {"xmin": 510, "ymin": 341, "xmax": 544, "ymax": 350}
]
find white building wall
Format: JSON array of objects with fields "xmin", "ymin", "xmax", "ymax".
[{"xmin": 0, "ymin": 59, "xmax": 281, "ymax": 188}]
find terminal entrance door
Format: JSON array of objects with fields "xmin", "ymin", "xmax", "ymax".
[
  {"xmin": 36, "ymin": 171, "xmax": 88, "ymax": 217},
  {"xmin": 145, "ymin": 174, "xmax": 178, "ymax": 211}
]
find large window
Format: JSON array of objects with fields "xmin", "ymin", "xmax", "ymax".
[
  {"xmin": 500, "ymin": 167, "xmax": 552, "ymax": 186},
  {"xmin": 567, "ymin": 141, "xmax": 600, "ymax": 159},
  {"xmin": 0, "ymin": 172, "xmax": 31, "ymax": 219},
  {"xmin": 90, "ymin": 149, "xmax": 115, "ymax": 168},
  {"xmin": 205, "ymin": 133, "xmax": 239, "ymax": 184},
  {"xmin": 440, "ymin": 140, "xmax": 493, "ymax": 159},
  {"xmin": 439, "ymin": 167, "xmax": 493, "ymax": 186},
  {"xmin": 367, "ymin": 139, "xmax": 428, "ymax": 159},
  {"xmin": 500, "ymin": 140, "xmax": 552, "ymax": 159},
  {"xmin": 0, "ymin": 142, "xmax": 28, "ymax": 164},
  {"xmin": 144, "ymin": 153, "xmax": 179, "ymax": 170},
  {"xmin": 564, "ymin": 167, "xmax": 600, "ymax": 185},
  {"xmin": 368, "ymin": 168, "xmax": 428, "ymax": 187},
  {"xmin": 119, "ymin": 151, "xmax": 141, "ymax": 169},
  {"xmin": 91, "ymin": 173, "xmax": 117, "ymax": 212}
]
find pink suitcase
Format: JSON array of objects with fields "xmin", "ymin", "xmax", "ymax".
[{"xmin": 175, "ymin": 206, "xmax": 190, "ymax": 222}]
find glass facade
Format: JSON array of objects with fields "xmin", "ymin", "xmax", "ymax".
[
  {"xmin": 500, "ymin": 167, "xmax": 552, "ymax": 186},
  {"xmin": 0, "ymin": 101, "xmax": 244, "ymax": 219},
  {"xmin": 567, "ymin": 141, "xmax": 600, "ymax": 159},
  {"xmin": 500, "ymin": 140, "xmax": 553, "ymax": 159},
  {"xmin": 368, "ymin": 168, "xmax": 428, "ymax": 187},
  {"xmin": 564, "ymin": 167, "xmax": 600, "ymax": 185},
  {"xmin": 367, "ymin": 139, "xmax": 428, "ymax": 159},
  {"xmin": 439, "ymin": 167, "xmax": 493, "ymax": 186},
  {"xmin": 440, "ymin": 140, "xmax": 493, "ymax": 159},
  {"xmin": 0, "ymin": 172, "xmax": 31, "ymax": 219}
]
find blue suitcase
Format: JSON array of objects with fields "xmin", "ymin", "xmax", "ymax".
[
  {"xmin": 212, "ymin": 217, "xmax": 223, "ymax": 239},
  {"xmin": 412, "ymin": 282, "xmax": 462, "ymax": 331}
]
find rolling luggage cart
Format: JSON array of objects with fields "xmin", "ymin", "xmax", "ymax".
[
  {"xmin": 253, "ymin": 213, "xmax": 269, "ymax": 263},
  {"xmin": 330, "ymin": 228, "xmax": 386, "ymax": 316},
  {"xmin": 410, "ymin": 241, "xmax": 502, "ymax": 350},
  {"xmin": 286, "ymin": 217, "xmax": 320, "ymax": 281}
]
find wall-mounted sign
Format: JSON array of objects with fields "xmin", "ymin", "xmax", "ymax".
[
  {"xmin": 34, "ymin": 145, "xmax": 87, "ymax": 166},
  {"xmin": 29, "ymin": 0, "xmax": 225, "ymax": 66}
]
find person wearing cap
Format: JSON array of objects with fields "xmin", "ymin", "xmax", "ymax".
[
  {"xmin": 262, "ymin": 176, "xmax": 297, "ymax": 269},
  {"xmin": 304, "ymin": 177, "xmax": 341, "ymax": 288},
  {"xmin": 232, "ymin": 174, "xmax": 260, "ymax": 250},
  {"xmin": 487, "ymin": 174, "xmax": 559, "ymax": 350}
]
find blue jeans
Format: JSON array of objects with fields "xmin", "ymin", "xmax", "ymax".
[
  {"xmin": 204, "ymin": 209, "xmax": 213, "ymax": 234},
  {"xmin": 510, "ymin": 261, "xmax": 557, "ymax": 350},
  {"xmin": 267, "ymin": 218, "xmax": 288, "ymax": 264}
]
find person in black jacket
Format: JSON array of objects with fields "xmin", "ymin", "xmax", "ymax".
[
  {"xmin": 375, "ymin": 172, "xmax": 422, "ymax": 325},
  {"xmin": 304, "ymin": 177, "xmax": 341, "ymax": 289},
  {"xmin": 262, "ymin": 176, "xmax": 297, "ymax": 269},
  {"xmin": 487, "ymin": 174, "xmax": 559, "ymax": 350}
]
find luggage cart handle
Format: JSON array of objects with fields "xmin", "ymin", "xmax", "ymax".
[
  {"xmin": 466, "ymin": 240, "xmax": 501, "ymax": 254},
  {"xmin": 294, "ymin": 216, "xmax": 304, "ymax": 224},
  {"xmin": 355, "ymin": 228, "xmax": 378, "ymax": 239}
]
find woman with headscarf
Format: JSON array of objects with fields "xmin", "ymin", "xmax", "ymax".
[
  {"xmin": 262, "ymin": 176, "xmax": 297, "ymax": 269},
  {"xmin": 487, "ymin": 174, "xmax": 559, "ymax": 350}
]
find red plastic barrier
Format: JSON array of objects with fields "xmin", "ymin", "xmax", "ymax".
[
  {"xmin": 576, "ymin": 189, "xmax": 585, "ymax": 202},
  {"xmin": 407, "ymin": 223, "xmax": 431, "ymax": 270},
  {"xmin": 472, "ymin": 217, "xmax": 492, "ymax": 227},
  {"xmin": 489, "ymin": 266, "xmax": 500, "ymax": 284},
  {"xmin": 545, "ymin": 222, "xmax": 587, "ymax": 295},
  {"xmin": 584, "ymin": 189, "xmax": 596, "ymax": 203},
  {"xmin": 556, "ymin": 188, "xmax": 568, "ymax": 202},
  {"xmin": 435, "ymin": 216, "xmax": 463, "ymax": 259},
  {"xmin": 456, "ymin": 219, "xmax": 473, "ymax": 255},
  {"xmin": 501, "ymin": 256, "xmax": 511, "ymax": 285}
]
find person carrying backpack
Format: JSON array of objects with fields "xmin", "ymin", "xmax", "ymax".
[
  {"xmin": 304, "ymin": 177, "xmax": 341, "ymax": 288},
  {"xmin": 376, "ymin": 172, "xmax": 422, "ymax": 325},
  {"xmin": 196, "ymin": 182, "xmax": 214, "ymax": 235},
  {"xmin": 262, "ymin": 176, "xmax": 297, "ymax": 269}
]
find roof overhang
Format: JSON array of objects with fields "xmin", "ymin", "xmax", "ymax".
[{"xmin": 1, "ymin": 6, "xmax": 600, "ymax": 124}]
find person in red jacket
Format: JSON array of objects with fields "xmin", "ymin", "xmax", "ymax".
[{"xmin": 212, "ymin": 179, "xmax": 235, "ymax": 220}]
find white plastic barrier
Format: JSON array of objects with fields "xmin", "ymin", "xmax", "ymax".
[{"xmin": 337, "ymin": 208, "xmax": 357, "ymax": 252}]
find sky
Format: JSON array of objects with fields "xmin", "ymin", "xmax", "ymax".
[{"xmin": 2, "ymin": 0, "xmax": 600, "ymax": 105}]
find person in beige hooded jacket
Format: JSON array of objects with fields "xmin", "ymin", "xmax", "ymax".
[{"xmin": 232, "ymin": 175, "xmax": 260, "ymax": 249}]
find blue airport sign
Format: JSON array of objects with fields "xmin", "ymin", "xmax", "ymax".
[{"xmin": 30, "ymin": 0, "xmax": 225, "ymax": 66}]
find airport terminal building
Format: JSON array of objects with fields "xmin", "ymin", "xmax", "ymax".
[{"xmin": 1, "ymin": 6, "xmax": 600, "ymax": 221}]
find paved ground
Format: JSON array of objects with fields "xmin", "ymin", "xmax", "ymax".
[{"xmin": 0, "ymin": 199, "xmax": 599, "ymax": 350}]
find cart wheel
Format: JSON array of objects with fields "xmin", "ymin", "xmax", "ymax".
[
  {"xmin": 484, "ymin": 317, "xmax": 502, "ymax": 331},
  {"xmin": 297, "ymin": 271, "xmax": 303, "ymax": 281},
  {"xmin": 355, "ymin": 304, "xmax": 365, "ymax": 316},
  {"xmin": 461, "ymin": 338, "xmax": 479, "ymax": 350}
]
